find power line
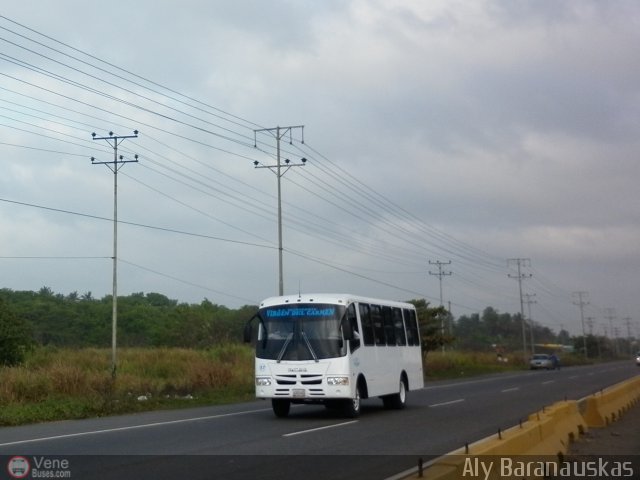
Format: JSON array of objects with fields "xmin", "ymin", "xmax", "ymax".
[
  {"xmin": 0, "ymin": 15, "xmax": 264, "ymax": 131},
  {"xmin": 0, "ymin": 197, "xmax": 276, "ymax": 250},
  {"xmin": 0, "ymin": 14, "xmax": 596, "ymax": 325},
  {"xmin": 119, "ymin": 258, "xmax": 257, "ymax": 305}
]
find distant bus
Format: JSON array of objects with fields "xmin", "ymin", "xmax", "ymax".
[{"xmin": 244, "ymin": 293, "xmax": 424, "ymax": 418}]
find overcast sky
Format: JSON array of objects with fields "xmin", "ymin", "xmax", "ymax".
[{"xmin": 1, "ymin": 0, "xmax": 638, "ymax": 338}]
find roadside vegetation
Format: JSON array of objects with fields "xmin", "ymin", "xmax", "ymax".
[
  {"xmin": 0, "ymin": 345, "xmax": 596, "ymax": 426},
  {"xmin": 424, "ymin": 349, "xmax": 590, "ymax": 380},
  {"xmin": 0, "ymin": 346, "xmax": 254, "ymax": 426},
  {"xmin": 0, "ymin": 287, "xmax": 626, "ymax": 426}
]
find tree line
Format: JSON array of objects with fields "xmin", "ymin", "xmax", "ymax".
[
  {"xmin": 0, "ymin": 287, "xmax": 625, "ymax": 366},
  {"xmin": 0, "ymin": 287, "xmax": 257, "ymax": 363}
]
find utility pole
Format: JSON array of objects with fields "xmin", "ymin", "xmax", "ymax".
[
  {"xmin": 429, "ymin": 260, "xmax": 452, "ymax": 353},
  {"xmin": 603, "ymin": 308, "xmax": 617, "ymax": 357},
  {"xmin": 623, "ymin": 317, "xmax": 633, "ymax": 355},
  {"xmin": 572, "ymin": 291, "xmax": 589, "ymax": 358},
  {"xmin": 253, "ymin": 126, "xmax": 306, "ymax": 296},
  {"xmin": 585, "ymin": 316, "xmax": 599, "ymax": 358},
  {"xmin": 429, "ymin": 260, "xmax": 452, "ymax": 307},
  {"xmin": 585, "ymin": 316, "xmax": 595, "ymax": 336},
  {"xmin": 91, "ymin": 130, "xmax": 138, "ymax": 379},
  {"xmin": 523, "ymin": 293, "xmax": 537, "ymax": 354},
  {"xmin": 508, "ymin": 258, "xmax": 532, "ymax": 358}
]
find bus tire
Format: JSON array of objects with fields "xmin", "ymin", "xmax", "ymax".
[
  {"xmin": 343, "ymin": 383, "xmax": 362, "ymax": 418},
  {"xmin": 383, "ymin": 377, "xmax": 407, "ymax": 410},
  {"xmin": 272, "ymin": 399, "xmax": 291, "ymax": 418}
]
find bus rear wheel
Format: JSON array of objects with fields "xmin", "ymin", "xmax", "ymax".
[{"xmin": 272, "ymin": 399, "xmax": 291, "ymax": 418}]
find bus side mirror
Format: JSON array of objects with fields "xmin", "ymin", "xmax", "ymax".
[
  {"xmin": 244, "ymin": 313, "xmax": 260, "ymax": 343},
  {"xmin": 243, "ymin": 321, "xmax": 253, "ymax": 343},
  {"xmin": 343, "ymin": 323, "xmax": 354, "ymax": 341},
  {"xmin": 342, "ymin": 315, "xmax": 356, "ymax": 341}
]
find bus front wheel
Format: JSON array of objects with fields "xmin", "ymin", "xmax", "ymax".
[
  {"xmin": 272, "ymin": 399, "xmax": 291, "ymax": 418},
  {"xmin": 343, "ymin": 384, "xmax": 362, "ymax": 418},
  {"xmin": 383, "ymin": 378, "xmax": 407, "ymax": 410}
]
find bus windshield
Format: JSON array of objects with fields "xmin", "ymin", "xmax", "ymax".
[{"xmin": 256, "ymin": 304, "xmax": 347, "ymax": 361}]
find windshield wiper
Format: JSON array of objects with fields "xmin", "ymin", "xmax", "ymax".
[
  {"xmin": 276, "ymin": 332, "xmax": 294, "ymax": 363},
  {"xmin": 301, "ymin": 331, "xmax": 319, "ymax": 363}
]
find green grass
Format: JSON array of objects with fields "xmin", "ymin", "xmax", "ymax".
[
  {"xmin": 0, "ymin": 346, "xmax": 594, "ymax": 426},
  {"xmin": 424, "ymin": 350, "xmax": 524, "ymax": 379},
  {"xmin": 0, "ymin": 345, "xmax": 255, "ymax": 426},
  {"xmin": 424, "ymin": 349, "xmax": 593, "ymax": 379}
]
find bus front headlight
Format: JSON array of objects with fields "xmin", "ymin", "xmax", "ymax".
[
  {"xmin": 326, "ymin": 376, "xmax": 349, "ymax": 386},
  {"xmin": 256, "ymin": 377, "xmax": 272, "ymax": 386}
]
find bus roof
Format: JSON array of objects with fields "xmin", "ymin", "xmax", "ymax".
[{"xmin": 258, "ymin": 293, "xmax": 415, "ymax": 310}]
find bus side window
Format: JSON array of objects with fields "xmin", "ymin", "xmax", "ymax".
[
  {"xmin": 347, "ymin": 303, "xmax": 360, "ymax": 352},
  {"xmin": 382, "ymin": 306, "xmax": 396, "ymax": 346},
  {"xmin": 393, "ymin": 307, "xmax": 406, "ymax": 345},
  {"xmin": 371, "ymin": 305, "xmax": 386, "ymax": 346},
  {"xmin": 359, "ymin": 303, "xmax": 375, "ymax": 346},
  {"xmin": 404, "ymin": 308, "xmax": 419, "ymax": 346}
]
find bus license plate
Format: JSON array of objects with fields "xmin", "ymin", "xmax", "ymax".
[{"xmin": 292, "ymin": 389, "xmax": 305, "ymax": 398}]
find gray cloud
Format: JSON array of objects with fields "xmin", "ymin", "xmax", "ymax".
[{"xmin": 1, "ymin": 0, "xmax": 638, "ymax": 336}]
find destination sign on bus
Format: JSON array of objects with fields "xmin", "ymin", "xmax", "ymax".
[{"xmin": 265, "ymin": 307, "xmax": 336, "ymax": 318}]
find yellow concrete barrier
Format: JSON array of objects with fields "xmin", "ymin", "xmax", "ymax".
[
  {"xmin": 413, "ymin": 376, "xmax": 640, "ymax": 480},
  {"xmin": 579, "ymin": 376, "xmax": 640, "ymax": 427},
  {"xmin": 419, "ymin": 401, "xmax": 586, "ymax": 479}
]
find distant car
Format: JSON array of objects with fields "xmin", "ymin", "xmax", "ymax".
[
  {"xmin": 529, "ymin": 353, "xmax": 553, "ymax": 370},
  {"xmin": 636, "ymin": 352, "xmax": 640, "ymax": 366}
]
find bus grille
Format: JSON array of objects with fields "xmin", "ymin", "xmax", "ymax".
[{"xmin": 274, "ymin": 374, "xmax": 324, "ymax": 387}]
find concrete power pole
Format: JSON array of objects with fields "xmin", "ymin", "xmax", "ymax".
[
  {"xmin": 429, "ymin": 260, "xmax": 451, "ymax": 353},
  {"xmin": 508, "ymin": 258, "xmax": 532, "ymax": 358},
  {"xmin": 523, "ymin": 293, "xmax": 537, "ymax": 354},
  {"xmin": 91, "ymin": 130, "xmax": 139, "ymax": 379},
  {"xmin": 623, "ymin": 317, "xmax": 633, "ymax": 355},
  {"xmin": 603, "ymin": 308, "xmax": 617, "ymax": 357},
  {"xmin": 572, "ymin": 291, "xmax": 589, "ymax": 358},
  {"xmin": 585, "ymin": 317, "xmax": 600, "ymax": 358},
  {"xmin": 253, "ymin": 126, "xmax": 306, "ymax": 296},
  {"xmin": 429, "ymin": 260, "xmax": 452, "ymax": 307}
]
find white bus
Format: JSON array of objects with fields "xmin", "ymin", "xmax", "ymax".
[{"xmin": 244, "ymin": 293, "xmax": 424, "ymax": 418}]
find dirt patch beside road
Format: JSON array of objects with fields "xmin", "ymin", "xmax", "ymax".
[
  {"xmin": 567, "ymin": 400, "xmax": 640, "ymax": 456},
  {"xmin": 555, "ymin": 399, "xmax": 640, "ymax": 479}
]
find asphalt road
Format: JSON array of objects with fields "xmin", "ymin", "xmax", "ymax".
[{"xmin": 1, "ymin": 361, "xmax": 637, "ymax": 479}]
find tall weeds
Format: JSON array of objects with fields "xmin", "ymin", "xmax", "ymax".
[{"xmin": 0, "ymin": 345, "xmax": 255, "ymax": 426}]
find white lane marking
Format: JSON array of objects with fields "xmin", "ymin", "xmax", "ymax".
[
  {"xmin": 283, "ymin": 420, "xmax": 358, "ymax": 437},
  {"xmin": 501, "ymin": 387, "xmax": 519, "ymax": 393},
  {"xmin": 422, "ymin": 373, "xmax": 525, "ymax": 390},
  {"xmin": 429, "ymin": 399, "xmax": 465, "ymax": 407},
  {"xmin": 0, "ymin": 408, "xmax": 271, "ymax": 447},
  {"xmin": 541, "ymin": 380, "xmax": 555, "ymax": 385}
]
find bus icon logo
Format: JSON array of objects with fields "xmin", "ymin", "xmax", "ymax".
[{"xmin": 7, "ymin": 456, "xmax": 30, "ymax": 479}]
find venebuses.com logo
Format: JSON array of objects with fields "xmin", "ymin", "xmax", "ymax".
[
  {"xmin": 6, "ymin": 456, "xmax": 30, "ymax": 479},
  {"xmin": 6, "ymin": 456, "xmax": 72, "ymax": 479}
]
